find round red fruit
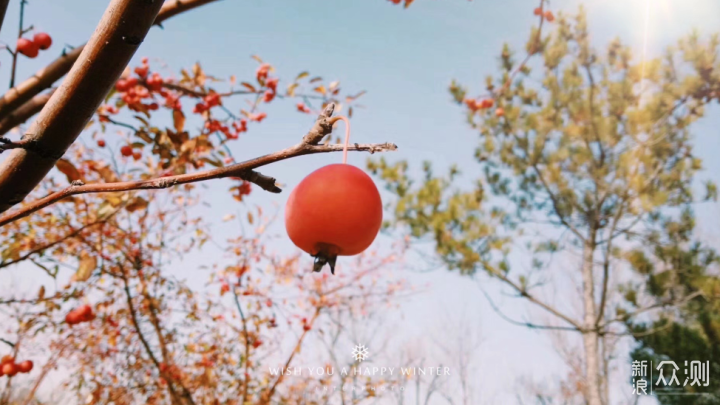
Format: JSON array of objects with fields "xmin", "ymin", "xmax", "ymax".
[
  {"xmin": 65, "ymin": 310, "xmax": 81, "ymax": 325},
  {"xmin": 17, "ymin": 360, "xmax": 33, "ymax": 373},
  {"xmin": 533, "ymin": 7, "xmax": 542, "ymax": 15},
  {"xmin": 33, "ymin": 32, "xmax": 52, "ymax": 50},
  {"xmin": 285, "ymin": 164, "xmax": 382, "ymax": 257},
  {"xmin": 495, "ymin": 107, "xmax": 505, "ymax": 117},
  {"xmin": 97, "ymin": 139, "xmax": 106, "ymax": 147},
  {"xmin": 16, "ymin": 38, "xmax": 39, "ymax": 58},
  {"xmin": 544, "ymin": 11, "xmax": 555, "ymax": 22},
  {"xmin": 120, "ymin": 145, "xmax": 133, "ymax": 157},
  {"xmin": 1, "ymin": 362, "xmax": 17, "ymax": 377}
]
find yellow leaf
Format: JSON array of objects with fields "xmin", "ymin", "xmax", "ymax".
[
  {"xmin": 251, "ymin": 55, "xmax": 264, "ymax": 63},
  {"xmin": 295, "ymin": 71, "xmax": 309, "ymax": 81},
  {"xmin": 314, "ymin": 85, "xmax": 327, "ymax": 95},
  {"xmin": 173, "ymin": 109, "xmax": 186, "ymax": 133},
  {"xmin": 76, "ymin": 252, "xmax": 96, "ymax": 282},
  {"xmin": 286, "ymin": 83, "xmax": 299, "ymax": 97},
  {"xmin": 247, "ymin": 212, "xmax": 254, "ymax": 224},
  {"xmin": 222, "ymin": 214, "xmax": 235, "ymax": 222}
]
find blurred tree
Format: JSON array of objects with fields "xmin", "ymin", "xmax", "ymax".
[{"xmin": 371, "ymin": 4, "xmax": 720, "ymax": 404}]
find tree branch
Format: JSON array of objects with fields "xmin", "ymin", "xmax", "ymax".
[
  {"xmin": 0, "ymin": 89, "xmax": 54, "ymax": 136},
  {"xmin": 0, "ymin": 0, "xmax": 221, "ymax": 124},
  {"xmin": 483, "ymin": 261, "xmax": 583, "ymax": 331},
  {"xmin": 0, "ymin": 0, "xmax": 168, "ymax": 214},
  {"xmin": 0, "ymin": 129, "xmax": 396, "ymax": 226}
]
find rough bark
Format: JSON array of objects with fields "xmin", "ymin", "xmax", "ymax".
[
  {"xmin": 0, "ymin": 90, "xmax": 54, "ymax": 135},
  {"xmin": 0, "ymin": 0, "xmax": 166, "ymax": 214},
  {"xmin": 581, "ymin": 240, "xmax": 603, "ymax": 405}
]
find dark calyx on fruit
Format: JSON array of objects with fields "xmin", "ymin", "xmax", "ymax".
[{"xmin": 312, "ymin": 243, "xmax": 339, "ymax": 274}]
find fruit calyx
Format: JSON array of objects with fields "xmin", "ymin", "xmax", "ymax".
[{"xmin": 312, "ymin": 243, "xmax": 340, "ymax": 274}]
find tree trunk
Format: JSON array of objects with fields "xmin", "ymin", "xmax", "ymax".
[{"xmin": 581, "ymin": 240, "xmax": 604, "ymax": 405}]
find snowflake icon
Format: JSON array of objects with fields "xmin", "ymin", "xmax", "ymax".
[{"xmin": 352, "ymin": 344, "xmax": 369, "ymax": 362}]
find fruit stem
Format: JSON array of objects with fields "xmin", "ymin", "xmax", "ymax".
[{"xmin": 333, "ymin": 115, "xmax": 351, "ymax": 164}]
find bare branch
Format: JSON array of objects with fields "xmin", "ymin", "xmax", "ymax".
[{"xmin": 483, "ymin": 260, "xmax": 583, "ymax": 331}]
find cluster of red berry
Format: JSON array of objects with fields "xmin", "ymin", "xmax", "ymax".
[
  {"xmin": 113, "ymin": 58, "xmax": 162, "ymax": 113},
  {"xmin": 16, "ymin": 32, "xmax": 51, "ymax": 58},
  {"xmin": 534, "ymin": 7, "xmax": 555, "ymax": 22},
  {"xmin": 0, "ymin": 356, "xmax": 33, "ymax": 377},
  {"xmin": 65, "ymin": 304, "xmax": 95, "ymax": 325},
  {"xmin": 465, "ymin": 98, "xmax": 494, "ymax": 111}
]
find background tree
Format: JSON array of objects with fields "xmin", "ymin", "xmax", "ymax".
[{"xmin": 371, "ymin": 4, "xmax": 720, "ymax": 404}]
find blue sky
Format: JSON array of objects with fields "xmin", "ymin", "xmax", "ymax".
[{"xmin": 2, "ymin": 0, "xmax": 720, "ymax": 403}]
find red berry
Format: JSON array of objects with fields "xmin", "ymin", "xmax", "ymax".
[
  {"xmin": 1, "ymin": 363, "xmax": 17, "ymax": 377},
  {"xmin": 263, "ymin": 90, "xmax": 275, "ymax": 103},
  {"xmin": 16, "ymin": 38, "xmax": 39, "ymax": 58},
  {"xmin": 296, "ymin": 103, "xmax": 311, "ymax": 114},
  {"xmin": 120, "ymin": 145, "xmax": 133, "ymax": 157},
  {"xmin": 252, "ymin": 340, "xmax": 263, "ymax": 348},
  {"xmin": 132, "ymin": 151, "xmax": 141, "ymax": 161},
  {"xmin": 495, "ymin": 107, "xmax": 505, "ymax": 117},
  {"xmin": 33, "ymin": 32, "xmax": 52, "ymax": 50},
  {"xmin": 135, "ymin": 65, "xmax": 149, "ymax": 78},
  {"xmin": 1, "ymin": 355, "xmax": 14, "ymax": 365},
  {"xmin": 533, "ymin": 7, "xmax": 542, "ymax": 16},
  {"xmin": 285, "ymin": 164, "xmax": 382, "ymax": 259},
  {"xmin": 544, "ymin": 11, "xmax": 555, "ymax": 22},
  {"xmin": 17, "ymin": 360, "xmax": 33, "ymax": 373},
  {"xmin": 97, "ymin": 139, "xmax": 106, "ymax": 148},
  {"xmin": 303, "ymin": 324, "xmax": 311, "ymax": 331}
]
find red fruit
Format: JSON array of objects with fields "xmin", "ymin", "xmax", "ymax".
[
  {"xmin": 135, "ymin": 65, "xmax": 149, "ymax": 78},
  {"xmin": 480, "ymin": 98, "xmax": 494, "ymax": 109},
  {"xmin": 33, "ymin": 32, "xmax": 52, "ymax": 50},
  {"xmin": 115, "ymin": 79, "xmax": 129, "ymax": 92},
  {"xmin": 1, "ymin": 355, "xmax": 13, "ymax": 365},
  {"xmin": 263, "ymin": 90, "xmax": 275, "ymax": 103},
  {"xmin": 533, "ymin": 7, "xmax": 542, "ymax": 15},
  {"xmin": 132, "ymin": 151, "xmax": 142, "ymax": 161},
  {"xmin": 17, "ymin": 360, "xmax": 33, "ymax": 373},
  {"xmin": 285, "ymin": 164, "xmax": 382, "ymax": 259},
  {"xmin": 495, "ymin": 107, "xmax": 505, "ymax": 117},
  {"xmin": 252, "ymin": 340, "xmax": 262, "ymax": 348},
  {"xmin": 97, "ymin": 139, "xmax": 106, "ymax": 148},
  {"xmin": 2, "ymin": 362, "xmax": 17, "ymax": 377},
  {"xmin": 16, "ymin": 38, "xmax": 38, "ymax": 58},
  {"xmin": 120, "ymin": 145, "xmax": 133, "ymax": 157},
  {"xmin": 544, "ymin": 11, "xmax": 555, "ymax": 22},
  {"xmin": 78, "ymin": 304, "xmax": 93, "ymax": 320},
  {"xmin": 303, "ymin": 324, "xmax": 311, "ymax": 331},
  {"xmin": 65, "ymin": 310, "xmax": 81, "ymax": 325},
  {"xmin": 296, "ymin": 103, "xmax": 311, "ymax": 114}
]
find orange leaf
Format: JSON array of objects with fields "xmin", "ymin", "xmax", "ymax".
[
  {"xmin": 241, "ymin": 82, "xmax": 257, "ymax": 92},
  {"xmin": 173, "ymin": 109, "xmax": 186, "ymax": 133},
  {"xmin": 56, "ymin": 159, "xmax": 81, "ymax": 182}
]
